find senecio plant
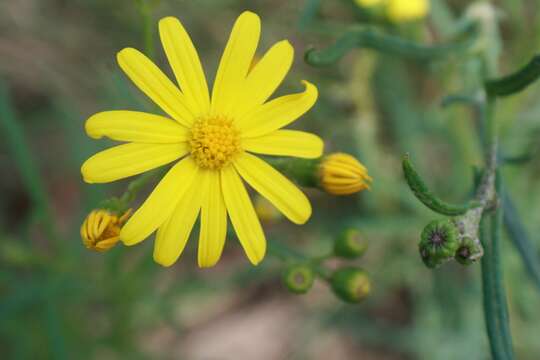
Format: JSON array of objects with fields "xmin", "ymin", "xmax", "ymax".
[
  {"xmin": 79, "ymin": 1, "xmax": 540, "ymax": 357},
  {"xmin": 81, "ymin": 10, "xmax": 372, "ymax": 303}
]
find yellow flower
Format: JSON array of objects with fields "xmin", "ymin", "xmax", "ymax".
[
  {"xmin": 81, "ymin": 12, "xmax": 323, "ymax": 267},
  {"xmin": 386, "ymin": 0, "xmax": 430, "ymax": 23},
  {"xmin": 319, "ymin": 153, "xmax": 372, "ymax": 195},
  {"xmin": 81, "ymin": 209, "xmax": 131, "ymax": 252}
]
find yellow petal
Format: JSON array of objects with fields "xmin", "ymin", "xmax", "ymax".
[
  {"xmin": 211, "ymin": 11, "xmax": 260, "ymax": 117},
  {"xmin": 234, "ymin": 153, "xmax": 312, "ymax": 224},
  {"xmin": 153, "ymin": 178, "xmax": 202, "ymax": 267},
  {"xmin": 237, "ymin": 81, "xmax": 318, "ymax": 137},
  {"xmin": 221, "ymin": 165, "xmax": 266, "ymax": 264},
  {"xmin": 120, "ymin": 157, "xmax": 199, "ymax": 245},
  {"xmin": 85, "ymin": 111, "xmax": 188, "ymax": 143},
  {"xmin": 198, "ymin": 170, "xmax": 227, "ymax": 268},
  {"xmin": 243, "ymin": 130, "xmax": 324, "ymax": 159},
  {"xmin": 81, "ymin": 143, "xmax": 188, "ymax": 183},
  {"xmin": 117, "ymin": 48, "xmax": 195, "ymax": 126},
  {"xmin": 235, "ymin": 40, "xmax": 294, "ymax": 117},
  {"xmin": 159, "ymin": 17, "xmax": 210, "ymax": 117}
]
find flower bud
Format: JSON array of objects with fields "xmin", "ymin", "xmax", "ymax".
[
  {"xmin": 330, "ymin": 267, "xmax": 371, "ymax": 303},
  {"xmin": 386, "ymin": 0, "xmax": 430, "ymax": 23},
  {"xmin": 319, "ymin": 153, "xmax": 372, "ymax": 196},
  {"xmin": 282, "ymin": 265, "xmax": 315, "ymax": 294},
  {"xmin": 80, "ymin": 209, "xmax": 131, "ymax": 252},
  {"xmin": 419, "ymin": 219, "xmax": 459, "ymax": 268},
  {"xmin": 334, "ymin": 229, "xmax": 368, "ymax": 259},
  {"xmin": 455, "ymin": 237, "xmax": 483, "ymax": 265}
]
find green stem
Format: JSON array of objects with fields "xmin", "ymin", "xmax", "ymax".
[
  {"xmin": 100, "ymin": 167, "xmax": 164, "ymax": 213},
  {"xmin": 304, "ymin": 22, "xmax": 477, "ymax": 66},
  {"xmin": 136, "ymin": 0, "xmax": 155, "ymax": 58},
  {"xmin": 0, "ymin": 83, "xmax": 58, "ymax": 243},
  {"xmin": 267, "ymin": 240, "xmax": 331, "ymax": 280},
  {"xmin": 480, "ymin": 175, "xmax": 514, "ymax": 359}
]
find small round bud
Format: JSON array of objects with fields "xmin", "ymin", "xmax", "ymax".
[
  {"xmin": 282, "ymin": 265, "xmax": 315, "ymax": 294},
  {"xmin": 419, "ymin": 219, "xmax": 459, "ymax": 268},
  {"xmin": 330, "ymin": 267, "xmax": 371, "ymax": 303},
  {"xmin": 455, "ymin": 237, "xmax": 482, "ymax": 265},
  {"xmin": 318, "ymin": 153, "xmax": 372, "ymax": 196},
  {"xmin": 334, "ymin": 229, "xmax": 368, "ymax": 259},
  {"xmin": 80, "ymin": 209, "xmax": 131, "ymax": 252}
]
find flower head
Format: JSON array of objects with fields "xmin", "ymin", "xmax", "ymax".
[
  {"xmin": 419, "ymin": 219, "xmax": 459, "ymax": 268},
  {"xmin": 81, "ymin": 209, "xmax": 131, "ymax": 252},
  {"xmin": 318, "ymin": 153, "xmax": 372, "ymax": 195},
  {"xmin": 81, "ymin": 12, "xmax": 323, "ymax": 267}
]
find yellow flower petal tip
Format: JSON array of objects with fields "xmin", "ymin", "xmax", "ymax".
[
  {"xmin": 238, "ymin": 10, "xmax": 260, "ymax": 23},
  {"xmin": 81, "ymin": 209, "xmax": 131, "ymax": 252},
  {"xmin": 82, "ymin": 11, "xmax": 321, "ymax": 267},
  {"xmin": 319, "ymin": 153, "xmax": 372, "ymax": 196}
]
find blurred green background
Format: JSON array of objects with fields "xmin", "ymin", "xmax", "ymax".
[{"xmin": 1, "ymin": 0, "xmax": 540, "ymax": 359}]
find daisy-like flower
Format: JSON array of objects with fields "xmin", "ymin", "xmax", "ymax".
[{"xmin": 81, "ymin": 12, "xmax": 323, "ymax": 267}]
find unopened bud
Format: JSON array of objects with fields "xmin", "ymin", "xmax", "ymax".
[
  {"xmin": 80, "ymin": 209, "xmax": 131, "ymax": 252},
  {"xmin": 334, "ymin": 229, "xmax": 368, "ymax": 259},
  {"xmin": 419, "ymin": 219, "xmax": 459, "ymax": 268},
  {"xmin": 282, "ymin": 265, "xmax": 315, "ymax": 294},
  {"xmin": 330, "ymin": 267, "xmax": 371, "ymax": 303},
  {"xmin": 319, "ymin": 153, "xmax": 372, "ymax": 196},
  {"xmin": 455, "ymin": 237, "xmax": 483, "ymax": 265}
]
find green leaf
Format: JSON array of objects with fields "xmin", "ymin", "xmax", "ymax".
[
  {"xmin": 502, "ymin": 190, "xmax": 540, "ymax": 293},
  {"xmin": 402, "ymin": 155, "xmax": 480, "ymax": 216},
  {"xmin": 485, "ymin": 55, "xmax": 540, "ymax": 97}
]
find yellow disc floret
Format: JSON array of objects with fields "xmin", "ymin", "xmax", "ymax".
[{"xmin": 189, "ymin": 116, "xmax": 242, "ymax": 170}]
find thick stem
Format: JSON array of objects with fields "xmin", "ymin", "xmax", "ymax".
[{"xmin": 481, "ymin": 173, "xmax": 514, "ymax": 360}]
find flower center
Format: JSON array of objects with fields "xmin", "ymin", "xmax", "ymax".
[{"xmin": 189, "ymin": 116, "xmax": 241, "ymax": 170}]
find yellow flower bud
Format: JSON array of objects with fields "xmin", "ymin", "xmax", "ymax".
[
  {"xmin": 319, "ymin": 153, "xmax": 372, "ymax": 195},
  {"xmin": 354, "ymin": 0, "xmax": 384, "ymax": 8},
  {"xmin": 386, "ymin": 0, "xmax": 430, "ymax": 23},
  {"xmin": 80, "ymin": 209, "xmax": 131, "ymax": 252}
]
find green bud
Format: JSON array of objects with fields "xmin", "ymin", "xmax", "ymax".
[
  {"xmin": 334, "ymin": 229, "xmax": 368, "ymax": 259},
  {"xmin": 330, "ymin": 267, "xmax": 371, "ymax": 303},
  {"xmin": 455, "ymin": 237, "xmax": 482, "ymax": 265},
  {"xmin": 419, "ymin": 219, "xmax": 459, "ymax": 268},
  {"xmin": 282, "ymin": 265, "xmax": 314, "ymax": 294}
]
